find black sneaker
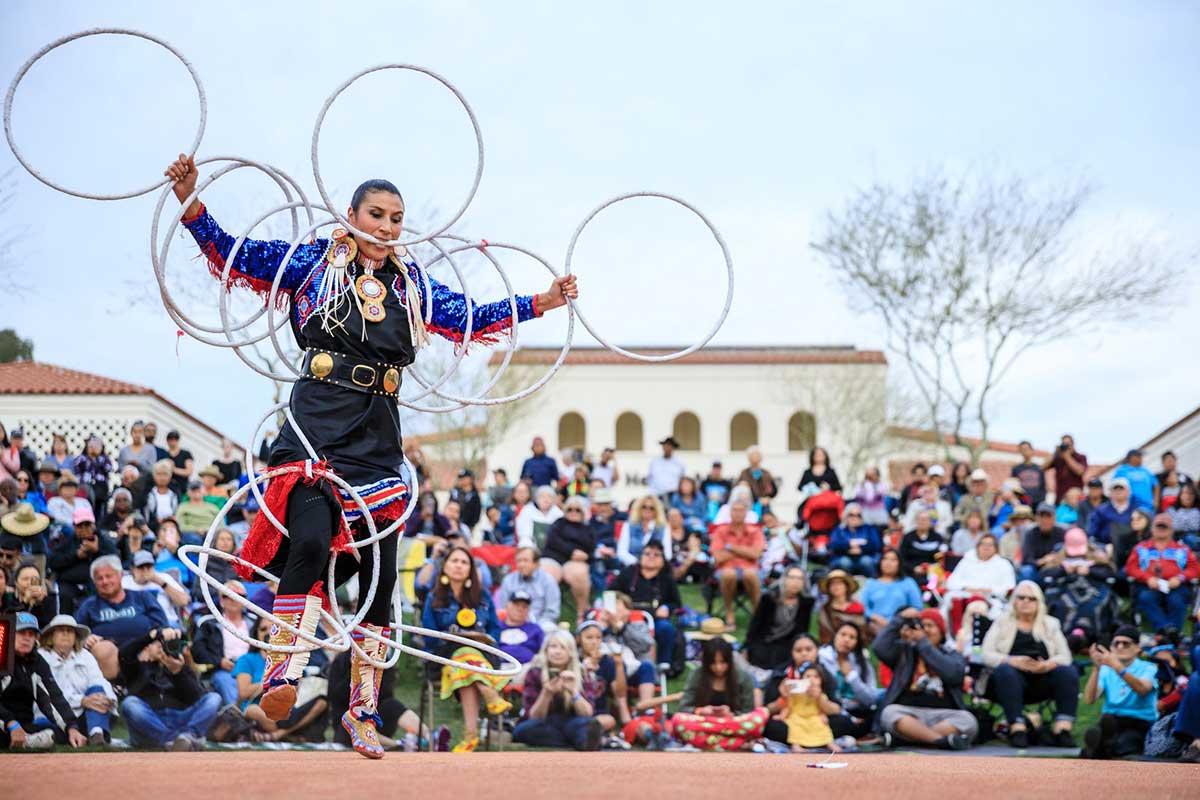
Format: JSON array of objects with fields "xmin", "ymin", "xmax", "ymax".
[
  {"xmin": 1009, "ymin": 728, "xmax": 1028, "ymax": 749},
  {"xmin": 1080, "ymin": 726, "xmax": 1102, "ymax": 759},
  {"xmin": 1049, "ymin": 730, "xmax": 1076, "ymax": 748},
  {"xmin": 943, "ymin": 732, "xmax": 971, "ymax": 750},
  {"xmin": 583, "ymin": 719, "xmax": 603, "ymax": 751}
]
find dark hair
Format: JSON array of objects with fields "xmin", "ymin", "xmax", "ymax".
[
  {"xmin": 693, "ymin": 638, "xmax": 739, "ymax": 709},
  {"xmin": 1018, "ymin": 440, "xmax": 1032, "ymax": 448},
  {"xmin": 808, "ymin": 447, "xmax": 831, "ymax": 468},
  {"xmin": 1162, "ymin": 450, "xmax": 1175, "ymax": 459},
  {"xmin": 351, "ymin": 179, "xmax": 403, "ymax": 212},
  {"xmin": 431, "ymin": 545, "xmax": 483, "ymax": 611},
  {"xmin": 832, "ymin": 621, "xmax": 871, "ymax": 678},
  {"xmin": 878, "ymin": 547, "xmax": 901, "ymax": 577}
]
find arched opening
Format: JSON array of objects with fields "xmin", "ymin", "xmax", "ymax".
[
  {"xmin": 615, "ymin": 412, "xmax": 644, "ymax": 452},
  {"xmin": 729, "ymin": 411, "xmax": 758, "ymax": 452},
  {"xmin": 787, "ymin": 411, "xmax": 817, "ymax": 452},
  {"xmin": 672, "ymin": 411, "xmax": 701, "ymax": 451},
  {"xmin": 558, "ymin": 412, "xmax": 586, "ymax": 453}
]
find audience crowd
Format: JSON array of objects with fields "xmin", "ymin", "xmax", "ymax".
[{"xmin": 2, "ymin": 420, "xmax": 1198, "ymax": 763}]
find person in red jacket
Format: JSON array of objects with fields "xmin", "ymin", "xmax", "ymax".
[{"xmin": 1124, "ymin": 513, "xmax": 1200, "ymax": 631}]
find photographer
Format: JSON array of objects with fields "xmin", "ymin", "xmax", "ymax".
[
  {"xmin": 611, "ymin": 540, "xmax": 682, "ymax": 671},
  {"xmin": 115, "ymin": 512, "xmax": 152, "ymax": 567},
  {"xmin": 873, "ymin": 608, "xmax": 977, "ymax": 750},
  {"xmin": 118, "ymin": 624, "xmax": 221, "ymax": 750},
  {"xmin": 46, "ymin": 506, "xmax": 117, "ymax": 614},
  {"xmin": 75, "ymin": 555, "xmax": 169, "ymax": 680},
  {"xmin": 1045, "ymin": 435, "xmax": 1088, "ymax": 500}
]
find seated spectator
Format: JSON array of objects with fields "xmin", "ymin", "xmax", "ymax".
[
  {"xmin": 853, "ymin": 466, "xmax": 890, "ymax": 528},
  {"xmin": 100, "ymin": 487, "xmax": 136, "ymax": 535},
  {"xmin": 775, "ymin": 660, "xmax": 840, "ymax": 751},
  {"xmin": 1112, "ymin": 507, "xmax": 1153, "ymax": 577},
  {"xmin": 405, "ymin": 490, "xmax": 452, "ymax": 544},
  {"xmin": 415, "ymin": 530, "xmax": 493, "ymax": 595},
  {"xmin": 1018, "ymin": 503, "xmax": 1066, "ymax": 583},
  {"xmin": 670, "ymin": 476, "xmax": 708, "ymax": 535},
  {"xmin": 587, "ymin": 487, "xmax": 622, "ymax": 583},
  {"xmin": 192, "ymin": 580, "xmax": 253, "ymax": 707},
  {"xmin": 1172, "ymin": 641, "xmax": 1200, "ymax": 762},
  {"xmin": 700, "ymin": 461, "xmax": 733, "ymax": 522},
  {"xmin": 618, "ymin": 494, "xmax": 672, "ymax": 567},
  {"xmin": 16, "ymin": 469, "xmax": 48, "ymax": 516},
  {"xmin": 560, "ymin": 463, "xmax": 592, "ymax": 502},
  {"xmin": 495, "ymin": 546, "xmax": 562, "ymax": 632},
  {"xmin": 198, "ymin": 464, "xmax": 229, "ymax": 504},
  {"xmin": 47, "ymin": 505, "xmax": 116, "ymax": 613},
  {"xmin": 421, "ymin": 546, "xmax": 511, "ymax": 753},
  {"xmin": 950, "ymin": 508, "xmax": 988, "ymax": 556},
  {"xmin": 152, "ymin": 519, "xmax": 192, "ymax": 587},
  {"xmin": 904, "ymin": 483, "xmax": 952, "ymax": 538},
  {"xmin": 497, "ymin": 589, "xmax": 545, "ymax": 682},
  {"xmin": 710, "ymin": 499, "xmax": 766, "ymax": 630},
  {"xmin": 670, "ymin": 637, "xmax": 768, "ymax": 751},
  {"xmin": 713, "ymin": 483, "xmax": 761, "ymax": 525},
  {"xmin": 899, "ymin": 511, "xmax": 944, "ymax": 581},
  {"xmin": 118, "ymin": 626, "xmax": 222, "ymax": 750},
  {"xmin": 1040, "ymin": 527, "xmax": 1114, "ymax": 585},
  {"xmin": 862, "ymin": 548, "xmax": 923, "ymax": 638},
  {"xmin": 577, "ymin": 620, "xmax": 623, "ymax": 730},
  {"xmin": 817, "ymin": 621, "xmax": 878, "ymax": 731},
  {"xmin": 75, "ymin": 555, "xmax": 169, "ymax": 680},
  {"xmin": 513, "ymin": 629, "xmax": 604, "ymax": 750},
  {"xmin": 176, "ymin": 480, "xmax": 219, "ymax": 545},
  {"xmin": 540, "ymin": 495, "xmax": 596, "ymax": 622},
  {"xmin": 190, "ymin": 527, "xmax": 239, "ymax": 599},
  {"xmin": 117, "ymin": 464, "xmax": 149, "ymax": 512},
  {"xmin": 1169, "ymin": 483, "xmax": 1200, "ymax": 550},
  {"xmin": 953, "ymin": 469, "xmax": 994, "ymax": 527},
  {"xmin": 667, "ymin": 506, "xmax": 710, "ymax": 584},
  {"xmin": 39, "ymin": 614, "xmax": 117, "ymax": 745},
  {"xmin": 744, "ymin": 565, "xmax": 814, "ymax": 670},
  {"xmin": 817, "ymin": 569, "xmax": 866, "ymax": 644},
  {"xmin": 1056, "ymin": 487, "xmax": 1082, "ymax": 528},
  {"xmin": 763, "ymin": 632, "xmax": 859, "ymax": 743},
  {"xmin": 3, "ymin": 499, "xmax": 50, "ymax": 563},
  {"xmin": 226, "ymin": 496, "xmax": 257, "ymax": 549},
  {"xmin": 1080, "ymin": 625, "xmax": 1158, "ymax": 759},
  {"xmin": 124, "ymin": 549, "xmax": 189, "ymax": 629},
  {"xmin": 143, "ymin": 459, "xmax": 179, "ymax": 531},
  {"xmin": 760, "ymin": 511, "xmax": 805, "ymax": 575},
  {"xmin": 1124, "ymin": 513, "xmax": 1200, "ymax": 631},
  {"xmin": 232, "ymin": 617, "xmax": 274, "ymax": 711},
  {"xmin": 516, "ymin": 485, "xmax": 564, "ymax": 550},
  {"xmin": 944, "ymin": 533, "xmax": 1016, "ymax": 604},
  {"xmin": 600, "ymin": 594, "xmax": 658, "ymax": 711},
  {"xmin": 980, "ymin": 580, "xmax": 1077, "ymax": 748},
  {"xmin": 873, "ymin": 608, "xmax": 977, "ymax": 750},
  {"xmin": 46, "ymin": 471, "xmax": 89, "ymax": 530},
  {"xmin": 988, "ymin": 478, "xmax": 1022, "ymax": 530},
  {"xmin": 11, "ymin": 561, "xmax": 58, "ymax": 628},
  {"xmin": 73, "ymin": 435, "xmax": 114, "ymax": 514},
  {"xmin": 612, "ymin": 539, "xmax": 681, "ymax": 670},
  {"xmin": 34, "ymin": 461, "xmax": 60, "ymax": 503},
  {"xmin": 0, "ymin": 612, "xmax": 87, "ymax": 750},
  {"xmin": 1087, "ymin": 478, "xmax": 1146, "ymax": 546},
  {"xmin": 829, "ymin": 503, "xmax": 881, "ymax": 577}
]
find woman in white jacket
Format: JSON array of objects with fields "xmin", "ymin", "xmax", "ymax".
[
  {"xmin": 38, "ymin": 614, "xmax": 117, "ymax": 745},
  {"xmin": 945, "ymin": 534, "xmax": 1016, "ymax": 598},
  {"xmin": 515, "ymin": 485, "xmax": 564, "ymax": 549}
]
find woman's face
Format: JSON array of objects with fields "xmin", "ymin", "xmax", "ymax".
[
  {"xmin": 535, "ymin": 490, "xmax": 554, "ymax": 513},
  {"xmin": 579, "ymin": 626, "xmax": 602, "ymax": 657},
  {"xmin": 512, "ymin": 483, "xmax": 531, "ymax": 505},
  {"xmin": 708, "ymin": 652, "xmax": 729, "ymax": 677},
  {"xmin": 53, "ymin": 437, "xmax": 67, "ymax": 455},
  {"xmin": 16, "ymin": 566, "xmax": 40, "ymax": 593},
  {"xmin": 545, "ymin": 637, "xmax": 570, "ymax": 668},
  {"xmin": 639, "ymin": 499, "xmax": 656, "ymax": 521},
  {"xmin": 792, "ymin": 637, "xmax": 817, "ymax": 665},
  {"xmin": 347, "ymin": 190, "xmax": 405, "ymax": 260},
  {"xmin": 879, "ymin": 551, "xmax": 900, "ymax": 578},
  {"xmin": 1181, "ymin": 486, "xmax": 1198, "ymax": 509},
  {"xmin": 833, "ymin": 625, "xmax": 858, "ymax": 655},
  {"xmin": 130, "ymin": 424, "xmax": 144, "ymax": 445},
  {"xmin": 443, "ymin": 549, "xmax": 471, "ymax": 583},
  {"xmin": 1132, "ymin": 513, "xmax": 1148, "ymax": 532},
  {"xmin": 215, "ymin": 530, "xmax": 235, "ymax": 554},
  {"xmin": 827, "ymin": 578, "xmax": 848, "ymax": 601},
  {"xmin": 977, "ymin": 536, "xmax": 997, "ymax": 560},
  {"xmin": 16, "ymin": 471, "xmax": 30, "ymax": 495},
  {"xmin": 667, "ymin": 508, "xmax": 684, "ymax": 530},
  {"xmin": 680, "ymin": 477, "xmax": 695, "ymax": 496},
  {"xmin": 52, "ymin": 627, "xmax": 75, "ymax": 653},
  {"xmin": 966, "ymin": 513, "xmax": 982, "ymax": 532},
  {"xmin": 812, "ymin": 448, "xmax": 827, "ymax": 467}
]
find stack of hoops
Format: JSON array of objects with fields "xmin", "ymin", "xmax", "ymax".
[{"xmin": 3, "ymin": 27, "xmax": 735, "ymax": 677}]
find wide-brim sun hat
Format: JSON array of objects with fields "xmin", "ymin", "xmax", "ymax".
[
  {"xmin": 1, "ymin": 502, "xmax": 50, "ymax": 537},
  {"xmin": 818, "ymin": 568, "xmax": 858, "ymax": 596},
  {"xmin": 39, "ymin": 614, "xmax": 91, "ymax": 649},
  {"xmin": 687, "ymin": 616, "xmax": 737, "ymax": 643}
]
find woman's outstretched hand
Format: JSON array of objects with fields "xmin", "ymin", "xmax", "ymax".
[
  {"xmin": 164, "ymin": 153, "xmax": 201, "ymax": 217},
  {"xmin": 537, "ymin": 274, "xmax": 579, "ymax": 313}
]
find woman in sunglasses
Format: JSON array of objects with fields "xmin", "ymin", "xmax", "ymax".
[{"xmin": 980, "ymin": 579, "xmax": 1078, "ymax": 748}]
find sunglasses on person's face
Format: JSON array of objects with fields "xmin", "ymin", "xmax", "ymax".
[
  {"xmin": 1152, "ymin": 523, "xmax": 1169, "ymax": 530},
  {"xmin": 565, "ymin": 508, "xmax": 583, "ymax": 514},
  {"xmin": 846, "ymin": 512, "xmax": 861, "ymax": 518},
  {"xmin": 1014, "ymin": 595, "xmax": 1037, "ymax": 602}
]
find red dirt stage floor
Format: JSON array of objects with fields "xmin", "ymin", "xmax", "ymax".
[{"xmin": 8, "ymin": 751, "xmax": 1195, "ymax": 799}]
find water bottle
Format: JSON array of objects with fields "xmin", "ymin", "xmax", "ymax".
[{"xmin": 403, "ymin": 728, "xmax": 418, "ymax": 752}]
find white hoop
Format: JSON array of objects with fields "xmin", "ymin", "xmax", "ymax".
[
  {"xmin": 565, "ymin": 191, "xmax": 735, "ymax": 361},
  {"xmin": 4, "ymin": 28, "xmax": 206, "ymax": 200},
  {"xmin": 311, "ymin": 64, "xmax": 483, "ymax": 247}
]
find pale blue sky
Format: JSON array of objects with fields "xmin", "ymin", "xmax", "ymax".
[{"xmin": 1, "ymin": 1, "xmax": 1196, "ymax": 465}]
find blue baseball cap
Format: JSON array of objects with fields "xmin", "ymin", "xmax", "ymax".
[{"xmin": 15, "ymin": 611, "xmax": 39, "ymax": 632}]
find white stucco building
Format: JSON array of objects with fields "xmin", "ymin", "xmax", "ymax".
[{"xmin": 0, "ymin": 361, "xmax": 242, "ymax": 474}]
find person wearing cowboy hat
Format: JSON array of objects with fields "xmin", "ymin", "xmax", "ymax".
[
  {"xmin": 0, "ymin": 612, "xmax": 88, "ymax": 750},
  {"xmin": 816, "ymin": 569, "xmax": 866, "ymax": 645},
  {"xmin": 1, "ymin": 501, "xmax": 51, "ymax": 558},
  {"xmin": 47, "ymin": 471, "xmax": 90, "ymax": 530},
  {"xmin": 38, "ymin": 614, "xmax": 118, "ymax": 745},
  {"xmin": 197, "ymin": 464, "xmax": 229, "ymax": 504},
  {"xmin": 34, "ymin": 460, "xmax": 62, "ymax": 501},
  {"xmin": 647, "ymin": 436, "xmax": 687, "ymax": 500}
]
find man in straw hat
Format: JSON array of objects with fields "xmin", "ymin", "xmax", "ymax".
[
  {"xmin": 1, "ymin": 501, "xmax": 50, "ymax": 559},
  {"xmin": 0, "ymin": 612, "xmax": 88, "ymax": 749},
  {"xmin": 39, "ymin": 614, "xmax": 117, "ymax": 745}
]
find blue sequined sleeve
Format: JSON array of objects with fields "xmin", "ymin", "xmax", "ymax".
[
  {"xmin": 181, "ymin": 204, "xmax": 326, "ymax": 298},
  {"xmin": 419, "ymin": 272, "xmax": 542, "ymax": 345}
]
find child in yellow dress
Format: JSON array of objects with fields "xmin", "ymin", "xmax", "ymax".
[{"xmin": 776, "ymin": 662, "xmax": 842, "ymax": 752}]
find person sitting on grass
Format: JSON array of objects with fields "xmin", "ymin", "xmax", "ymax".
[
  {"xmin": 118, "ymin": 626, "xmax": 222, "ymax": 750},
  {"xmin": 817, "ymin": 569, "xmax": 866, "ymax": 645},
  {"xmin": 577, "ymin": 620, "xmax": 624, "ymax": 731},
  {"xmin": 599, "ymin": 594, "xmax": 659, "ymax": 715},
  {"xmin": 775, "ymin": 660, "xmax": 840, "ymax": 752},
  {"xmin": 0, "ymin": 612, "xmax": 87, "ymax": 750},
  {"xmin": 38, "ymin": 614, "xmax": 117, "ymax": 746},
  {"xmin": 873, "ymin": 608, "xmax": 978, "ymax": 750},
  {"xmin": 862, "ymin": 548, "xmax": 923, "ymax": 639},
  {"xmin": 513, "ymin": 629, "xmax": 604, "ymax": 751},
  {"xmin": 669, "ymin": 637, "xmax": 769, "ymax": 751},
  {"xmin": 612, "ymin": 539, "xmax": 681, "ymax": 671},
  {"xmin": 1080, "ymin": 625, "xmax": 1158, "ymax": 759},
  {"xmin": 497, "ymin": 589, "xmax": 544, "ymax": 689},
  {"xmin": 494, "ymin": 546, "xmax": 561, "ymax": 633},
  {"xmin": 817, "ymin": 621, "xmax": 878, "ymax": 730}
]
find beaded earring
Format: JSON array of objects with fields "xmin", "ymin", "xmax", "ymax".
[{"xmin": 440, "ymin": 575, "xmax": 450, "ymax": 586}]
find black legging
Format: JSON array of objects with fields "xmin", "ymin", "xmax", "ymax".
[{"xmin": 270, "ymin": 483, "xmax": 398, "ymax": 626}]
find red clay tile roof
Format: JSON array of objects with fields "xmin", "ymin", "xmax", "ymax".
[
  {"xmin": 886, "ymin": 426, "xmax": 1051, "ymax": 458},
  {"xmin": 0, "ymin": 361, "xmax": 153, "ymax": 395},
  {"xmin": 488, "ymin": 346, "xmax": 887, "ymax": 367}
]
